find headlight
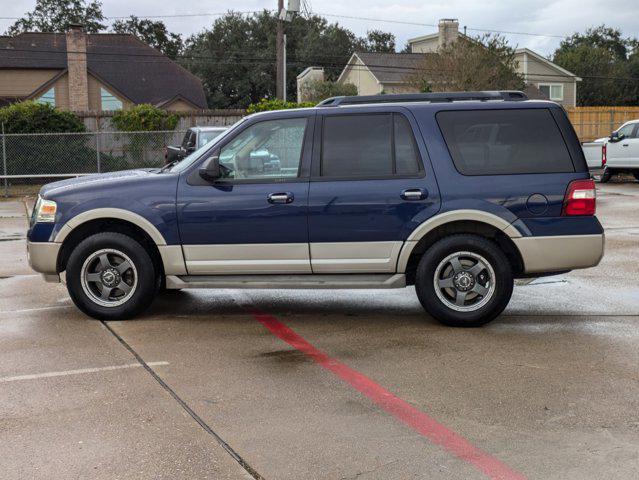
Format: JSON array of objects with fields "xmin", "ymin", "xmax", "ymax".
[{"xmin": 34, "ymin": 197, "xmax": 57, "ymax": 223}]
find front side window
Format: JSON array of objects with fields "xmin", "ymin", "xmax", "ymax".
[
  {"xmin": 100, "ymin": 87, "xmax": 123, "ymax": 110},
  {"xmin": 199, "ymin": 130, "xmax": 224, "ymax": 147},
  {"xmin": 321, "ymin": 113, "xmax": 421, "ymax": 178},
  {"xmin": 437, "ymin": 109, "xmax": 575, "ymax": 175},
  {"xmin": 37, "ymin": 87, "xmax": 55, "ymax": 106},
  {"xmin": 617, "ymin": 123, "xmax": 636, "ymax": 139},
  {"xmin": 538, "ymin": 83, "xmax": 564, "ymax": 101},
  {"xmin": 217, "ymin": 117, "xmax": 307, "ymax": 180}
]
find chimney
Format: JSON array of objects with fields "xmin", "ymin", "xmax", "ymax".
[
  {"xmin": 438, "ymin": 18, "xmax": 459, "ymax": 49},
  {"xmin": 66, "ymin": 23, "xmax": 89, "ymax": 111}
]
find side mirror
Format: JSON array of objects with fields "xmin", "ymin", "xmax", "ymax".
[
  {"xmin": 199, "ymin": 155, "xmax": 221, "ymax": 182},
  {"xmin": 610, "ymin": 131, "xmax": 623, "ymax": 142}
]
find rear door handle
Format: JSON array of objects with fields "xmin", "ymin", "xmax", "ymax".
[
  {"xmin": 267, "ymin": 192, "xmax": 294, "ymax": 204},
  {"xmin": 401, "ymin": 188, "xmax": 427, "ymax": 201}
]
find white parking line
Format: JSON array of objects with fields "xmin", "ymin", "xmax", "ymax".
[{"xmin": 0, "ymin": 361, "xmax": 169, "ymax": 383}]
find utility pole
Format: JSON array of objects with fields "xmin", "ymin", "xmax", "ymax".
[{"xmin": 276, "ymin": 0, "xmax": 285, "ymax": 100}]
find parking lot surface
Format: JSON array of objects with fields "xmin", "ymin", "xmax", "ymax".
[{"xmin": 1, "ymin": 183, "xmax": 638, "ymax": 480}]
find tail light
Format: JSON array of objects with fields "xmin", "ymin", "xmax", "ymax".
[
  {"xmin": 562, "ymin": 179, "xmax": 596, "ymax": 216},
  {"xmin": 602, "ymin": 143, "xmax": 607, "ymax": 166}
]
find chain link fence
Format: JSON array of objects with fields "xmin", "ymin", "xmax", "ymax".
[{"xmin": 1, "ymin": 130, "xmax": 186, "ymax": 197}]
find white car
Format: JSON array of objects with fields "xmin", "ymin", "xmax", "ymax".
[{"xmin": 598, "ymin": 120, "xmax": 639, "ymax": 183}]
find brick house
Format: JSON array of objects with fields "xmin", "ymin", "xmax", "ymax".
[{"xmin": 0, "ymin": 24, "xmax": 207, "ymax": 111}]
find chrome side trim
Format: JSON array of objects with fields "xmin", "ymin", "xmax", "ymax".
[
  {"xmin": 512, "ymin": 234, "xmax": 605, "ymax": 273},
  {"xmin": 310, "ymin": 241, "xmax": 403, "ymax": 273},
  {"xmin": 183, "ymin": 243, "xmax": 311, "ymax": 274},
  {"xmin": 165, "ymin": 273, "xmax": 406, "ymax": 290},
  {"xmin": 54, "ymin": 208, "xmax": 167, "ymax": 245},
  {"xmin": 27, "ymin": 241, "xmax": 60, "ymax": 274}
]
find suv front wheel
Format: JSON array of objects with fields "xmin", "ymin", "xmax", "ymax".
[
  {"xmin": 66, "ymin": 232, "xmax": 158, "ymax": 320},
  {"xmin": 415, "ymin": 234, "xmax": 513, "ymax": 327}
]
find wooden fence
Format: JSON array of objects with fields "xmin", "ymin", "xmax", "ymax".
[{"xmin": 565, "ymin": 106, "xmax": 639, "ymax": 142}]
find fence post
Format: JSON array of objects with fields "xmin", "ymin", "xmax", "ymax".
[
  {"xmin": 2, "ymin": 123, "xmax": 7, "ymax": 198},
  {"xmin": 96, "ymin": 130, "xmax": 101, "ymax": 173},
  {"xmin": 609, "ymin": 109, "xmax": 615, "ymax": 135}
]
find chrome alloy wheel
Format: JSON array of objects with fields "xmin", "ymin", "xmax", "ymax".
[
  {"xmin": 433, "ymin": 251, "xmax": 496, "ymax": 312},
  {"xmin": 80, "ymin": 248, "xmax": 138, "ymax": 307}
]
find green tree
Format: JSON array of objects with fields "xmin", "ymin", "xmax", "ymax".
[
  {"xmin": 360, "ymin": 30, "xmax": 396, "ymax": 53},
  {"xmin": 553, "ymin": 26, "xmax": 638, "ymax": 105},
  {"xmin": 411, "ymin": 34, "xmax": 524, "ymax": 92},
  {"xmin": 7, "ymin": 0, "xmax": 105, "ymax": 34},
  {"xmin": 182, "ymin": 11, "xmax": 395, "ymax": 109},
  {"xmin": 111, "ymin": 16, "xmax": 183, "ymax": 59}
]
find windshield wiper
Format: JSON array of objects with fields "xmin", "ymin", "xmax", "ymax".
[{"xmin": 159, "ymin": 160, "xmax": 178, "ymax": 173}]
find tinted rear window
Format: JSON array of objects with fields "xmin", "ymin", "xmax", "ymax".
[{"xmin": 436, "ymin": 109, "xmax": 575, "ymax": 175}]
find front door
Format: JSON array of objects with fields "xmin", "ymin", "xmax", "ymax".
[
  {"xmin": 308, "ymin": 108, "xmax": 440, "ymax": 273},
  {"xmin": 177, "ymin": 113, "xmax": 314, "ymax": 274},
  {"xmin": 607, "ymin": 122, "xmax": 639, "ymax": 168}
]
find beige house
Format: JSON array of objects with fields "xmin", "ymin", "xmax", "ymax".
[
  {"xmin": 0, "ymin": 24, "xmax": 207, "ymax": 111},
  {"xmin": 334, "ymin": 19, "xmax": 581, "ymax": 106}
]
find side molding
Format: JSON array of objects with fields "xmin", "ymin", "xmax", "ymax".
[
  {"xmin": 396, "ymin": 210, "xmax": 521, "ymax": 273},
  {"xmin": 54, "ymin": 208, "xmax": 167, "ymax": 246}
]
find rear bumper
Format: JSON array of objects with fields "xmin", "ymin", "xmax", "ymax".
[
  {"xmin": 512, "ymin": 234, "xmax": 605, "ymax": 274},
  {"xmin": 27, "ymin": 241, "xmax": 61, "ymax": 279}
]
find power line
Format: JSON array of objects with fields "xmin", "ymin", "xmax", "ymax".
[{"xmin": 3, "ymin": 46, "xmax": 639, "ymax": 83}]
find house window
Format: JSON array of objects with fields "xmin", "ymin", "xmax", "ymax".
[
  {"xmin": 100, "ymin": 87, "xmax": 123, "ymax": 110},
  {"xmin": 538, "ymin": 83, "xmax": 564, "ymax": 101},
  {"xmin": 37, "ymin": 88, "xmax": 56, "ymax": 106}
]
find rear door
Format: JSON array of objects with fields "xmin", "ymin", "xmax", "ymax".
[{"xmin": 308, "ymin": 107, "xmax": 440, "ymax": 273}]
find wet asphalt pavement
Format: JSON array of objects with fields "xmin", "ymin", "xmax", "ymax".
[{"xmin": 1, "ymin": 183, "xmax": 638, "ymax": 480}]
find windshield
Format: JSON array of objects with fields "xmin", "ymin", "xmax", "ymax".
[
  {"xmin": 168, "ymin": 119, "xmax": 245, "ymax": 173},
  {"xmin": 199, "ymin": 129, "xmax": 226, "ymax": 148}
]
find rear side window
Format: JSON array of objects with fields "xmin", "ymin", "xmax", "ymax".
[
  {"xmin": 321, "ymin": 113, "xmax": 421, "ymax": 178},
  {"xmin": 436, "ymin": 109, "xmax": 575, "ymax": 175}
]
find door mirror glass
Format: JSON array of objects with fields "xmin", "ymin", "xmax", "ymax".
[{"xmin": 610, "ymin": 131, "xmax": 622, "ymax": 142}]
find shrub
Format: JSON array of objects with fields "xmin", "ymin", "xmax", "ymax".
[
  {"xmin": 298, "ymin": 80, "xmax": 358, "ymax": 103},
  {"xmin": 0, "ymin": 101, "xmax": 85, "ymax": 133},
  {"xmin": 246, "ymin": 98, "xmax": 315, "ymax": 114},
  {"xmin": 111, "ymin": 104, "xmax": 178, "ymax": 131}
]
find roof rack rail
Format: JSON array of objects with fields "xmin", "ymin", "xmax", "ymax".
[{"xmin": 316, "ymin": 90, "xmax": 528, "ymax": 107}]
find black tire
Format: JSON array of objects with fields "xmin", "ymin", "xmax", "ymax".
[
  {"xmin": 415, "ymin": 234, "xmax": 513, "ymax": 327},
  {"xmin": 633, "ymin": 172, "xmax": 639, "ymax": 182},
  {"xmin": 599, "ymin": 168, "xmax": 612, "ymax": 183},
  {"xmin": 66, "ymin": 232, "xmax": 158, "ymax": 320}
]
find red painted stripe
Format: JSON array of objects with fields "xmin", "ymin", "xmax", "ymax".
[{"xmin": 252, "ymin": 310, "xmax": 526, "ymax": 480}]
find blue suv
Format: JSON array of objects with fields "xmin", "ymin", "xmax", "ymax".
[{"xmin": 27, "ymin": 91, "xmax": 604, "ymax": 327}]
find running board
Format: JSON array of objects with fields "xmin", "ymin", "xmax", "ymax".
[{"xmin": 165, "ymin": 273, "xmax": 406, "ymax": 290}]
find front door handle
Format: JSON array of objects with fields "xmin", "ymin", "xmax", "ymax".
[
  {"xmin": 401, "ymin": 188, "xmax": 427, "ymax": 201},
  {"xmin": 267, "ymin": 192, "xmax": 294, "ymax": 204},
  {"xmin": 622, "ymin": 144, "xmax": 629, "ymax": 147}
]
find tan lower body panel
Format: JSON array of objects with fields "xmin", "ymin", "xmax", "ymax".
[
  {"xmin": 310, "ymin": 241, "xmax": 403, "ymax": 273},
  {"xmin": 27, "ymin": 241, "xmax": 60, "ymax": 274},
  {"xmin": 512, "ymin": 234, "xmax": 605, "ymax": 273},
  {"xmin": 158, "ymin": 245, "xmax": 187, "ymax": 275},
  {"xmin": 182, "ymin": 243, "xmax": 311, "ymax": 274}
]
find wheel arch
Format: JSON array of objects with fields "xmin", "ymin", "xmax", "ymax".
[
  {"xmin": 56, "ymin": 216, "xmax": 165, "ymax": 278},
  {"xmin": 398, "ymin": 212, "xmax": 525, "ymax": 283}
]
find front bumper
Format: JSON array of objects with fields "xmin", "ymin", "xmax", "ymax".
[
  {"xmin": 27, "ymin": 241, "xmax": 61, "ymax": 282},
  {"xmin": 512, "ymin": 234, "xmax": 605, "ymax": 274}
]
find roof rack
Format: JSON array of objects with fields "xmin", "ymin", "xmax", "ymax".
[{"xmin": 316, "ymin": 90, "xmax": 528, "ymax": 107}]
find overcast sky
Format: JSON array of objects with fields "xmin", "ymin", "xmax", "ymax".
[{"xmin": 2, "ymin": 0, "xmax": 639, "ymax": 57}]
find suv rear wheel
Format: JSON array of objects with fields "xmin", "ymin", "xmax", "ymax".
[
  {"xmin": 66, "ymin": 232, "xmax": 158, "ymax": 320},
  {"xmin": 415, "ymin": 234, "xmax": 513, "ymax": 327}
]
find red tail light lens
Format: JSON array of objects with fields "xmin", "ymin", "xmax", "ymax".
[
  {"xmin": 602, "ymin": 143, "xmax": 607, "ymax": 166},
  {"xmin": 562, "ymin": 179, "xmax": 596, "ymax": 216}
]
